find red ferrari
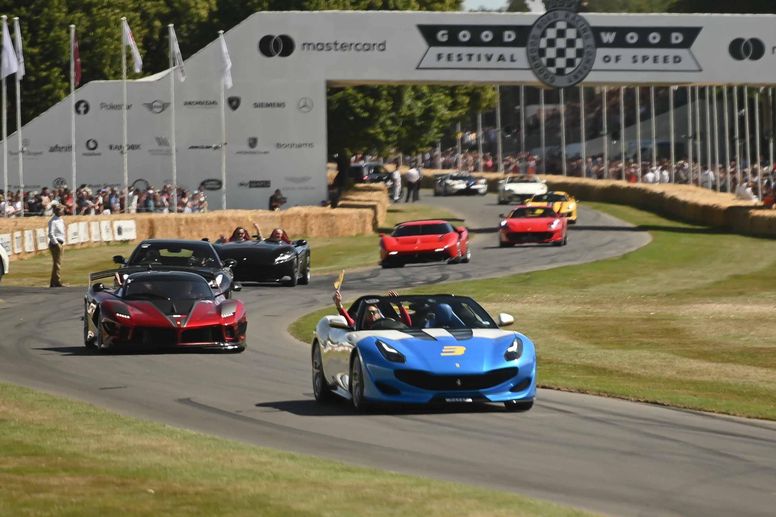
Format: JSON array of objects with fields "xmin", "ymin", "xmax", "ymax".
[
  {"xmin": 83, "ymin": 269, "xmax": 247, "ymax": 352},
  {"xmin": 499, "ymin": 206, "xmax": 568, "ymax": 247},
  {"xmin": 380, "ymin": 219, "xmax": 470, "ymax": 268}
]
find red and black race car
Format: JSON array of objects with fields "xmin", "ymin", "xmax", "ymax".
[
  {"xmin": 380, "ymin": 219, "xmax": 470, "ymax": 268},
  {"xmin": 83, "ymin": 268, "xmax": 247, "ymax": 352},
  {"xmin": 499, "ymin": 205, "xmax": 568, "ymax": 247}
]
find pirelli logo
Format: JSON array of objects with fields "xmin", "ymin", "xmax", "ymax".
[{"xmin": 441, "ymin": 346, "xmax": 466, "ymax": 357}]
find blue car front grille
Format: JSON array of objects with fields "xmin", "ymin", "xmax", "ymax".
[{"xmin": 395, "ymin": 367, "xmax": 518, "ymax": 391}]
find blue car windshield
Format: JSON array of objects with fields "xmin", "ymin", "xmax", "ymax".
[{"xmin": 361, "ymin": 295, "xmax": 496, "ymax": 330}]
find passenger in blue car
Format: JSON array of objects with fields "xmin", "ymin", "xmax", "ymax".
[{"xmin": 333, "ymin": 289, "xmax": 412, "ymax": 329}]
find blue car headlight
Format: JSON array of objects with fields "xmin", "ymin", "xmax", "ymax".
[
  {"xmin": 274, "ymin": 251, "xmax": 295, "ymax": 264},
  {"xmin": 375, "ymin": 339, "xmax": 405, "ymax": 363},
  {"xmin": 504, "ymin": 337, "xmax": 523, "ymax": 361}
]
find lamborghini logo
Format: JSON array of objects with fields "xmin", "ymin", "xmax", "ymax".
[{"xmin": 441, "ymin": 346, "xmax": 466, "ymax": 357}]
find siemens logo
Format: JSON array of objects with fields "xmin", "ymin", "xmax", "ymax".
[{"xmin": 300, "ymin": 40, "xmax": 386, "ymax": 52}]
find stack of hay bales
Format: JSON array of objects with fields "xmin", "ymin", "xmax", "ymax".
[
  {"xmin": 543, "ymin": 176, "xmax": 776, "ymax": 237},
  {"xmin": 0, "ymin": 204, "xmax": 376, "ymax": 261},
  {"xmin": 336, "ymin": 183, "xmax": 389, "ymax": 228}
]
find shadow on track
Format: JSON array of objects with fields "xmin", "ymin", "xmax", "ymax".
[{"xmin": 257, "ymin": 399, "xmax": 509, "ymax": 416}]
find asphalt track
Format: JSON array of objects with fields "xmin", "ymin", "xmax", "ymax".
[{"xmin": 1, "ymin": 193, "xmax": 775, "ymax": 517}]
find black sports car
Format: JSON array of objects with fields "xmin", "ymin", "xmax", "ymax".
[
  {"xmin": 114, "ymin": 239, "xmax": 238, "ymax": 296},
  {"xmin": 214, "ymin": 238, "xmax": 311, "ymax": 286}
]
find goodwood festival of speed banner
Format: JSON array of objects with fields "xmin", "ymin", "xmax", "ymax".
[{"xmin": 416, "ymin": 1, "xmax": 703, "ymax": 88}]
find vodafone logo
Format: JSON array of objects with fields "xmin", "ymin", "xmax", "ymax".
[{"xmin": 259, "ymin": 35, "xmax": 295, "ymax": 57}]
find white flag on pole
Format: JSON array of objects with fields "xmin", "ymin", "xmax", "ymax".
[
  {"xmin": 170, "ymin": 26, "xmax": 185, "ymax": 82},
  {"xmin": 122, "ymin": 18, "xmax": 143, "ymax": 73},
  {"xmin": 13, "ymin": 18, "xmax": 23, "ymax": 79},
  {"xmin": 218, "ymin": 32, "xmax": 232, "ymax": 89},
  {"xmin": 1, "ymin": 17, "xmax": 18, "ymax": 78}
]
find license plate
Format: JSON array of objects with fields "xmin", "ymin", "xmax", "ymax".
[{"xmin": 445, "ymin": 397, "xmax": 473, "ymax": 403}]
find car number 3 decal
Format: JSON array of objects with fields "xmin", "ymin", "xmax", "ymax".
[{"xmin": 441, "ymin": 345, "xmax": 466, "ymax": 356}]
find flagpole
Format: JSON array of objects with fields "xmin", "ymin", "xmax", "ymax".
[
  {"xmin": 2, "ymin": 15, "xmax": 8, "ymax": 213},
  {"xmin": 669, "ymin": 86, "xmax": 675, "ymax": 183},
  {"xmin": 602, "ymin": 86, "xmax": 608, "ymax": 179},
  {"xmin": 495, "ymin": 85, "xmax": 503, "ymax": 172},
  {"xmin": 619, "ymin": 86, "xmax": 625, "ymax": 181},
  {"xmin": 723, "ymin": 86, "xmax": 731, "ymax": 193},
  {"xmin": 11, "ymin": 18, "xmax": 22, "ymax": 217},
  {"xmin": 219, "ymin": 30, "xmax": 227, "ymax": 210},
  {"xmin": 744, "ymin": 85, "xmax": 751, "ymax": 179},
  {"xmin": 705, "ymin": 86, "xmax": 712, "ymax": 183},
  {"xmin": 650, "ymin": 86, "xmax": 657, "ymax": 171},
  {"xmin": 476, "ymin": 110, "xmax": 482, "ymax": 171},
  {"xmin": 169, "ymin": 24, "xmax": 177, "ymax": 213},
  {"xmin": 754, "ymin": 88, "xmax": 762, "ymax": 200},
  {"xmin": 580, "ymin": 85, "xmax": 586, "ymax": 175},
  {"xmin": 560, "ymin": 88, "xmax": 567, "ymax": 176},
  {"xmin": 696, "ymin": 86, "xmax": 703, "ymax": 185},
  {"xmin": 687, "ymin": 86, "xmax": 693, "ymax": 175},
  {"xmin": 121, "ymin": 17, "xmax": 131, "ymax": 214},
  {"xmin": 712, "ymin": 86, "xmax": 720, "ymax": 192},
  {"xmin": 70, "ymin": 25, "xmax": 77, "ymax": 215},
  {"xmin": 733, "ymin": 86, "xmax": 741, "ymax": 188},
  {"xmin": 539, "ymin": 88, "xmax": 546, "ymax": 174},
  {"xmin": 635, "ymin": 86, "xmax": 642, "ymax": 182},
  {"xmin": 519, "ymin": 84, "xmax": 526, "ymax": 154}
]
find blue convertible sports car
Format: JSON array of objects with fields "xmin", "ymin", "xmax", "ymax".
[{"xmin": 311, "ymin": 294, "xmax": 536, "ymax": 412}]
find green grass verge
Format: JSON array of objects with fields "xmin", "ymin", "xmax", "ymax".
[
  {"xmin": 2, "ymin": 203, "xmax": 459, "ymax": 287},
  {"xmin": 290, "ymin": 203, "xmax": 776, "ymax": 421},
  {"xmin": 0, "ymin": 382, "xmax": 590, "ymax": 517}
]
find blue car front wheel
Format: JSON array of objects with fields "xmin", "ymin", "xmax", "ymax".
[{"xmin": 350, "ymin": 354, "xmax": 370, "ymax": 412}]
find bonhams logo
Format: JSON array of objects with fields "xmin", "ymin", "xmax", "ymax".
[
  {"xmin": 184, "ymin": 100, "xmax": 218, "ymax": 108},
  {"xmin": 259, "ymin": 35, "xmax": 295, "ymax": 57}
]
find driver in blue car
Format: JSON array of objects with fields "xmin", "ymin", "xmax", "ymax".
[{"xmin": 333, "ymin": 289, "xmax": 412, "ymax": 329}]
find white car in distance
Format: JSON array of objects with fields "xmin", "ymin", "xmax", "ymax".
[{"xmin": 497, "ymin": 175, "xmax": 548, "ymax": 205}]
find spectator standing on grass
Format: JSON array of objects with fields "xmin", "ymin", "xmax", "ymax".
[
  {"xmin": 47, "ymin": 204, "xmax": 66, "ymax": 287},
  {"xmin": 701, "ymin": 166, "xmax": 715, "ymax": 190},
  {"xmin": 391, "ymin": 161, "xmax": 402, "ymax": 202},
  {"xmin": 405, "ymin": 164, "xmax": 420, "ymax": 203}
]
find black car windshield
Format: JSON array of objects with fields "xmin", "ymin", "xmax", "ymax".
[
  {"xmin": 531, "ymin": 193, "xmax": 568, "ymax": 202},
  {"xmin": 393, "ymin": 223, "xmax": 454, "ymax": 237},
  {"xmin": 357, "ymin": 295, "xmax": 496, "ymax": 330},
  {"xmin": 129, "ymin": 242, "xmax": 221, "ymax": 267},
  {"xmin": 508, "ymin": 207, "xmax": 556, "ymax": 218},
  {"xmin": 448, "ymin": 174, "xmax": 472, "ymax": 180},
  {"xmin": 123, "ymin": 276, "xmax": 214, "ymax": 300}
]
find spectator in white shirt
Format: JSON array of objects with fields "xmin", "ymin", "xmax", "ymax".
[{"xmin": 47, "ymin": 204, "xmax": 66, "ymax": 287}]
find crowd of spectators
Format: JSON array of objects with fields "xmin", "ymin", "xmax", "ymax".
[{"xmin": 0, "ymin": 183, "xmax": 209, "ymax": 218}]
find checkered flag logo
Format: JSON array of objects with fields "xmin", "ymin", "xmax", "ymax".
[
  {"xmin": 538, "ymin": 20, "xmax": 585, "ymax": 76},
  {"xmin": 526, "ymin": 2, "xmax": 596, "ymax": 88}
]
